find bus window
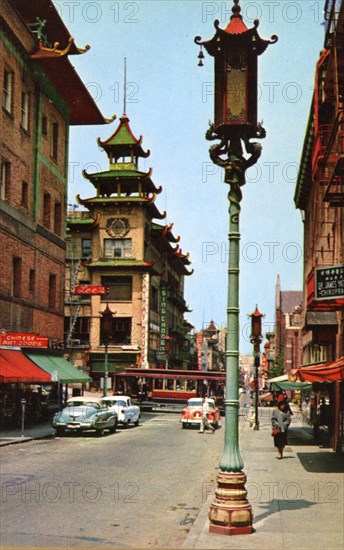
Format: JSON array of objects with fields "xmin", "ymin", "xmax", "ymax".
[
  {"xmin": 154, "ymin": 378, "xmax": 163, "ymax": 390},
  {"xmin": 166, "ymin": 379, "xmax": 174, "ymax": 390},
  {"xmin": 187, "ymin": 380, "xmax": 195, "ymax": 391},
  {"xmin": 176, "ymin": 379, "xmax": 186, "ymax": 391}
]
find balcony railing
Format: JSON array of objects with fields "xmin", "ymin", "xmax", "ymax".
[
  {"xmin": 322, "ymin": 111, "xmax": 344, "ymax": 205},
  {"xmin": 324, "ymin": 0, "xmax": 341, "ymax": 48}
]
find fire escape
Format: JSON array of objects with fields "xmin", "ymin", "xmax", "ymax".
[{"xmin": 322, "ymin": 0, "xmax": 344, "ymax": 207}]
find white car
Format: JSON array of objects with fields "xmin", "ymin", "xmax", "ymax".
[{"xmin": 101, "ymin": 396, "xmax": 140, "ymax": 428}]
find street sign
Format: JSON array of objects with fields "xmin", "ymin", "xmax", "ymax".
[
  {"xmin": 74, "ymin": 285, "xmax": 109, "ymax": 295},
  {"xmin": 315, "ymin": 265, "xmax": 344, "ymax": 300},
  {"xmin": 0, "ymin": 331, "xmax": 49, "ymax": 347}
]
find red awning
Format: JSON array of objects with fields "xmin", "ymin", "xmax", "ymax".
[
  {"xmin": 297, "ymin": 357, "xmax": 344, "ymax": 383},
  {"xmin": 0, "ymin": 349, "xmax": 51, "ymax": 383}
]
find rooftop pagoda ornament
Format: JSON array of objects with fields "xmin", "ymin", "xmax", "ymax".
[{"xmin": 195, "ymin": 0, "xmax": 277, "ymax": 537}]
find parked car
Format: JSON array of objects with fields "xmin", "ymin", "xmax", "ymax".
[
  {"xmin": 101, "ymin": 396, "xmax": 140, "ymax": 428},
  {"xmin": 180, "ymin": 397, "xmax": 221, "ymax": 429},
  {"xmin": 52, "ymin": 397, "xmax": 118, "ymax": 436}
]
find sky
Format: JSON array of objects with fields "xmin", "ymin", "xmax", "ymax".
[{"xmin": 55, "ymin": 0, "xmax": 326, "ymax": 353}]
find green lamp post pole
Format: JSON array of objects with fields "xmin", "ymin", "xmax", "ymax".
[
  {"xmin": 195, "ymin": 0, "xmax": 277, "ymax": 536},
  {"xmin": 249, "ymin": 306, "xmax": 264, "ymax": 431},
  {"xmin": 101, "ymin": 304, "xmax": 114, "ymax": 397}
]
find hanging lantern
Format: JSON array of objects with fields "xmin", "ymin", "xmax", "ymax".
[{"xmin": 195, "ymin": 0, "xmax": 277, "ymax": 140}]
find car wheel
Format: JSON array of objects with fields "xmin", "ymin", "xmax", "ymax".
[
  {"xmin": 182, "ymin": 423, "xmax": 186, "ymax": 429},
  {"xmin": 122, "ymin": 421, "xmax": 129, "ymax": 428},
  {"xmin": 109, "ymin": 422, "xmax": 117, "ymax": 434},
  {"xmin": 56, "ymin": 427, "xmax": 65, "ymax": 437},
  {"xmin": 134, "ymin": 417, "xmax": 139, "ymax": 427},
  {"xmin": 96, "ymin": 428, "xmax": 104, "ymax": 437}
]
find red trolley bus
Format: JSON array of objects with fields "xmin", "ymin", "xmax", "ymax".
[{"xmin": 113, "ymin": 367, "xmax": 226, "ymax": 404}]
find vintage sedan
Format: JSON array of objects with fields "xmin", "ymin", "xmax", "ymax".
[
  {"xmin": 180, "ymin": 397, "xmax": 221, "ymax": 429},
  {"xmin": 101, "ymin": 396, "xmax": 140, "ymax": 427},
  {"xmin": 52, "ymin": 397, "xmax": 118, "ymax": 436}
]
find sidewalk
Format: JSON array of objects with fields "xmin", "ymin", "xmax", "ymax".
[
  {"xmin": 183, "ymin": 406, "xmax": 344, "ymax": 549},
  {"xmin": 0, "ymin": 421, "xmax": 55, "ymax": 446}
]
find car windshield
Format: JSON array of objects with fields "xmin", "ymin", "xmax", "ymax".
[
  {"xmin": 103, "ymin": 400, "xmax": 126, "ymax": 408},
  {"xmin": 187, "ymin": 400, "xmax": 202, "ymax": 407},
  {"xmin": 67, "ymin": 401, "xmax": 100, "ymax": 409}
]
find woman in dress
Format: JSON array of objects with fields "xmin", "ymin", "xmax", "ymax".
[{"xmin": 271, "ymin": 395, "xmax": 292, "ymax": 459}]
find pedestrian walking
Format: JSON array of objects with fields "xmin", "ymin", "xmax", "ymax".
[
  {"xmin": 199, "ymin": 398, "xmax": 215, "ymax": 433},
  {"xmin": 271, "ymin": 394, "xmax": 291, "ymax": 459}
]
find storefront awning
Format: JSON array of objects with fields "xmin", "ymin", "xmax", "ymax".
[
  {"xmin": 0, "ymin": 348, "xmax": 51, "ymax": 383},
  {"xmin": 267, "ymin": 374, "xmax": 312, "ymax": 392},
  {"xmin": 293, "ymin": 357, "xmax": 344, "ymax": 383},
  {"xmin": 26, "ymin": 353, "xmax": 91, "ymax": 383}
]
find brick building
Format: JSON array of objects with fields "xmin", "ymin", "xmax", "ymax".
[
  {"xmin": 294, "ymin": 0, "xmax": 344, "ymax": 452},
  {"xmin": 0, "ymin": 0, "xmax": 105, "ymax": 343},
  {"xmin": 64, "ymin": 114, "xmax": 193, "ymax": 387},
  {"xmin": 274, "ymin": 275, "xmax": 303, "ymax": 373}
]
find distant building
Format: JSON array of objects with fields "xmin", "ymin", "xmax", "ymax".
[
  {"xmin": 274, "ymin": 275, "xmax": 303, "ymax": 373},
  {"xmin": 0, "ymin": 0, "xmax": 105, "ymax": 342},
  {"xmin": 195, "ymin": 321, "xmax": 224, "ymax": 372},
  {"xmin": 65, "ymin": 114, "xmax": 194, "ymax": 387}
]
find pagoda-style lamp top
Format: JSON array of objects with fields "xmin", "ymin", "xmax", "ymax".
[
  {"xmin": 101, "ymin": 304, "xmax": 114, "ymax": 341},
  {"xmin": 249, "ymin": 305, "xmax": 264, "ymax": 343},
  {"xmin": 195, "ymin": 0, "xmax": 278, "ymax": 139}
]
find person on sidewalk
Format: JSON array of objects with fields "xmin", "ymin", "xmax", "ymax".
[
  {"xmin": 199, "ymin": 398, "xmax": 215, "ymax": 434},
  {"xmin": 271, "ymin": 395, "xmax": 291, "ymax": 459}
]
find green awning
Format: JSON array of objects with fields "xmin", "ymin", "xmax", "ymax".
[
  {"xmin": 26, "ymin": 353, "xmax": 91, "ymax": 383},
  {"xmin": 270, "ymin": 380, "xmax": 312, "ymax": 392}
]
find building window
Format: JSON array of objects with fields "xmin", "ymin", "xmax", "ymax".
[
  {"xmin": 104, "ymin": 238, "xmax": 132, "ymax": 258},
  {"xmin": 54, "ymin": 202, "xmax": 62, "ymax": 236},
  {"xmin": 21, "ymin": 181, "xmax": 28, "ymax": 208},
  {"xmin": 101, "ymin": 276, "xmax": 132, "ymax": 301},
  {"xmin": 1, "ymin": 160, "xmax": 10, "ymax": 200},
  {"xmin": 151, "ymin": 286, "xmax": 159, "ymax": 311},
  {"xmin": 42, "ymin": 115, "xmax": 48, "ymax": 137},
  {"xmin": 29, "ymin": 269, "xmax": 35, "ymax": 292},
  {"xmin": 64, "ymin": 316, "xmax": 90, "ymax": 345},
  {"xmin": 51, "ymin": 122, "xmax": 59, "ymax": 160},
  {"xmin": 3, "ymin": 69, "xmax": 14, "ymax": 114},
  {"xmin": 43, "ymin": 192, "xmax": 51, "ymax": 228},
  {"xmin": 21, "ymin": 91, "xmax": 30, "ymax": 131},
  {"xmin": 81, "ymin": 239, "xmax": 92, "ymax": 259},
  {"xmin": 113, "ymin": 317, "xmax": 132, "ymax": 344},
  {"xmin": 100, "ymin": 317, "xmax": 131, "ymax": 345},
  {"xmin": 48, "ymin": 274, "xmax": 56, "ymax": 309},
  {"xmin": 12, "ymin": 256, "xmax": 22, "ymax": 298}
]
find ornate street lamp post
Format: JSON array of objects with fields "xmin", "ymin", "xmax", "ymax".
[
  {"xmin": 101, "ymin": 304, "xmax": 114, "ymax": 397},
  {"xmin": 249, "ymin": 306, "xmax": 264, "ymax": 431},
  {"xmin": 195, "ymin": 0, "xmax": 277, "ymax": 536}
]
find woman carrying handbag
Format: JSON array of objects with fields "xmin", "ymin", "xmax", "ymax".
[{"xmin": 271, "ymin": 395, "xmax": 292, "ymax": 459}]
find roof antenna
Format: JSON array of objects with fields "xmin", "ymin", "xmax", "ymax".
[{"xmin": 123, "ymin": 56, "xmax": 127, "ymax": 116}]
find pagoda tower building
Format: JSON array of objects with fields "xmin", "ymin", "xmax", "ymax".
[{"xmin": 65, "ymin": 115, "xmax": 193, "ymax": 387}]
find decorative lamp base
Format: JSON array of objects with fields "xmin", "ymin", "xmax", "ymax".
[{"xmin": 208, "ymin": 471, "xmax": 254, "ymax": 536}]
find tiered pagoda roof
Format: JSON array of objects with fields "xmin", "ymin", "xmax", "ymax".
[
  {"xmin": 78, "ymin": 115, "xmax": 164, "ymax": 215},
  {"xmin": 151, "ymin": 223, "xmax": 193, "ymax": 276},
  {"xmin": 195, "ymin": 0, "xmax": 277, "ymax": 58}
]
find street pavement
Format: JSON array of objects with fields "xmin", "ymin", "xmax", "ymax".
[
  {"xmin": 183, "ymin": 405, "xmax": 344, "ymax": 550},
  {"xmin": 1, "ymin": 404, "xmax": 343, "ymax": 549}
]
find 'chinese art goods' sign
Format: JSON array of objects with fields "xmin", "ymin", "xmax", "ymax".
[{"xmin": 0, "ymin": 332, "xmax": 49, "ymax": 347}]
